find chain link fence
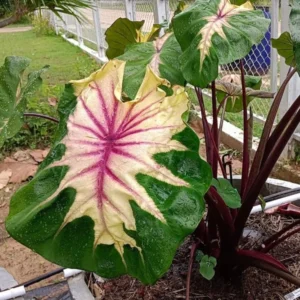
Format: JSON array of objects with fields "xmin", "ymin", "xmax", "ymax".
[{"xmin": 51, "ymin": 0, "xmax": 279, "ymax": 121}]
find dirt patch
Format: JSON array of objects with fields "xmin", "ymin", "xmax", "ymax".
[
  {"xmin": 0, "ymin": 183, "xmax": 62, "ymax": 290},
  {"xmin": 0, "ymin": 26, "xmax": 32, "ymax": 34}
]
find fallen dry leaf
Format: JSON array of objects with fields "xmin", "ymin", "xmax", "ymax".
[
  {"xmin": 12, "ymin": 150, "xmax": 37, "ymax": 165},
  {"xmin": 48, "ymin": 97, "xmax": 58, "ymax": 106},
  {"xmin": 0, "ymin": 162, "xmax": 37, "ymax": 183},
  {"xmin": 42, "ymin": 149, "xmax": 50, "ymax": 158},
  {"xmin": 29, "ymin": 149, "xmax": 46, "ymax": 163},
  {"xmin": 0, "ymin": 169, "xmax": 12, "ymax": 189},
  {"xmin": 265, "ymin": 203, "xmax": 300, "ymax": 217}
]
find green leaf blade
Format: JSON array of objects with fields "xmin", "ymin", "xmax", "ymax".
[
  {"xmin": 199, "ymin": 255, "xmax": 217, "ymax": 280},
  {"xmin": 271, "ymin": 32, "xmax": 295, "ymax": 67},
  {"xmin": 173, "ymin": 0, "xmax": 270, "ymax": 87},
  {"xmin": 6, "ymin": 61, "xmax": 212, "ymax": 284},
  {"xmin": 212, "ymin": 178, "xmax": 241, "ymax": 208},
  {"xmin": 290, "ymin": 1, "xmax": 300, "ymax": 74},
  {"xmin": 0, "ymin": 56, "xmax": 47, "ymax": 148}
]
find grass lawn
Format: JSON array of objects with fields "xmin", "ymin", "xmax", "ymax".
[
  {"xmin": 0, "ymin": 30, "xmax": 100, "ymax": 153},
  {"xmin": 0, "ymin": 30, "xmax": 100, "ymax": 84}
]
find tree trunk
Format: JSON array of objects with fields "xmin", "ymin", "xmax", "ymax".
[{"xmin": 0, "ymin": 14, "xmax": 20, "ymax": 28}]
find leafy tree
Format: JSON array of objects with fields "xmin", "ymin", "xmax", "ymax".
[{"xmin": 0, "ymin": 0, "xmax": 92, "ymax": 28}]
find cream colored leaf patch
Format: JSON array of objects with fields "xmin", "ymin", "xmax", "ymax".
[
  {"xmin": 198, "ymin": 0, "xmax": 253, "ymax": 69},
  {"xmin": 40, "ymin": 60, "xmax": 190, "ymax": 260}
]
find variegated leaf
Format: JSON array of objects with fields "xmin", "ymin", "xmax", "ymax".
[
  {"xmin": 173, "ymin": 0, "xmax": 270, "ymax": 87},
  {"xmin": 118, "ymin": 33, "xmax": 185, "ymax": 100},
  {"xmin": 6, "ymin": 60, "xmax": 211, "ymax": 284}
]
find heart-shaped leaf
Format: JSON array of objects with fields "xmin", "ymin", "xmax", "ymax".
[
  {"xmin": 199, "ymin": 255, "xmax": 217, "ymax": 280},
  {"xmin": 212, "ymin": 178, "xmax": 241, "ymax": 208},
  {"xmin": 0, "ymin": 56, "xmax": 48, "ymax": 148},
  {"xmin": 271, "ymin": 32, "xmax": 295, "ymax": 67},
  {"xmin": 118, "ymin": 33, "xmax": 185, "ymax": 99},
  {"xmin": 216, "ymin": 75, "xmax": 266, "ymax": 113},
  {"xmin": 105, "ymin": 18, "xmax": 161, "ymax": 59},
  {"xmin": 290, "ymin": 0, "xmax": 300, "ymax": 75},
  {"xmin": 173, "ymin": 0, "xmax": 270, "ymax": 87},
  {"xmin": 6, "ymin": 60, "xmax": 211, "ymax": 284}
]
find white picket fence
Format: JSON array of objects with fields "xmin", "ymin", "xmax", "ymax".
[{"xmin": 48, "ymin": 0, "xmax": 300, "ymax": 155}]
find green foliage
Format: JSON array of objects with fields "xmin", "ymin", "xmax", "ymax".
[
  {"xmin": 172, "ymin": 0, "xmax": 270, "ymax": 87},
  {"xmin": 290, "ymin": 0, "xmax": 300, "ymax": 75},
  {"xmin": 199, "ymin": 255, "xmax": 217, "ymax": 280},
  {"xmin": 105, "ymin": 18, "xmax": 161, "ymax": 59},
  {"xmin": 0, "ymin": 31, "xmax": 99, "ymax": 152},
  {"xmin": 272, "ymin": 32, "xmax": 295, "ymax": 67},
  {"xmin": 216, "ymin": 75, "xmax": 263, "ymax": 113},
  {"xmin": 6, "ymin": 62, "xmax": 212, "ymax": 284},
  {"xmin": 212, "ymin": 178, "xmax": 241, "ymax": 208},
  {"xmin": 1, "ymin": 84, "xmax": 59, "ymax": 153},
  {"xmin": 32, "ymin": 14, "xmax": 56, "ymax": 36},
  {"xmin": 0, "ymin": 56, "xmax": 48, "ymax": 148},
  {"xmin": 118, "ymin": 33, "xmax": 185, "ymax": 99}
]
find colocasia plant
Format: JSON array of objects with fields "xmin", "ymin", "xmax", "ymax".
[{"xmin": 2, "ymin": 0, "xmax": 300, "ymax": 298}]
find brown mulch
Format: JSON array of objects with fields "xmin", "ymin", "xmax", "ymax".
[{"xmin": 87, "ymin": 213, "xmax": 300, "ymax": 300}]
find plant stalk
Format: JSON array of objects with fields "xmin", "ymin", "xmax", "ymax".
[
  {"xmin": 195, "ymin": 88, "xmax": 227, "ymax": 178},
  {"xmin": 186, "ymin": 241, "xmax": 199, "ymax": 300},
  {"xmin": 24, "ymin": 112, "xmax": 59, "ymax": 123},
  {"xmin": 234, "ymin": 107, "xmax": 300, "ymax": 246},
  {"xmin": 240, "ymin": 60, "xmax": 249, "ymax": 198},
  {"xmin": 246, "ymin": 68, "xmax": 297, "ymax": 190},
  {"xmin": 211, "ymin": 81, "xmax": 219, "ymax": 177},
  {"xmin": 262, "ymin": 95, "xmax": 300, "ymax": 165},
  {"xmin": 238, "ymin": 250, "xmax": 300, "ymax": 286},
  {"xmin": 262, "ymin": 227, "xmax": 300, "ymax": 253},
  {"xmin": 257, "ymin": 220, "xmax": 300, "ymax": 252}
]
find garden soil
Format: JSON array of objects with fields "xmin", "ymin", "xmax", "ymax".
[
  {"xmin": 90, "ymin": 213, "xmax": 300, "ymax": 300},
  {"xmin": 0, "ymin": 142, "xmax": 299, "ymax": 298}
]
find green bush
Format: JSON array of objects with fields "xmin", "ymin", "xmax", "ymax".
[
  {"xmin": 2, "ymin": 84, "xmax": 60, "ymax": 154},
  {"xmin": 32, "ymin": 15, "xmax": 56, "ymax": 36}
]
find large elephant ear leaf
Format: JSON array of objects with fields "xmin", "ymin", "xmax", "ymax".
[
  {"xmin": 216, "ymin": 74, "xmax": 264, "ymax": 113},
  {"xmin": 119, "ymin": 33, "xmax": 185, "ymax": 100},
  {"xmin": 290, "ymin": 0, "xmax": 300, "ymax": 75},
  {"xmin": 172, "ymin": 0, "xmax": 270, "ymax": 88},
  {"xmin": 0, "ymin": 56, "xmax": 48, "ymax": 148},
  {"xmin": 272, "ymin": 32, "xmax": 296, "ymax": 67},
  {"xmin": 105, "ymin": 18, "xmax": 161, "ymax": 59},
  {"xmin": 6, "ymin": 60, "xmax": 212, "ymax": 284}
]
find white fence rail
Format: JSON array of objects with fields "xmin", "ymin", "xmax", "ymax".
[{"xmin": 48, "ymin": 0, "xmax": 300, "ymax": 155}]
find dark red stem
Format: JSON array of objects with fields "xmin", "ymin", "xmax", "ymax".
[
  {"xmin": 195, "ymin": 88, "xmax": 227, "ymax": 178},
  {"xmin": 24, "ymin": 112, "xmax": 59, "ymax": 123},
  {"xmin": 237, "ymin": 249, "xmax": 300, "ymax": 286},
  {"xmin": 247, "ymin": 68, "xmax": 297, "ymax": 190},
  {"xmin": 262, "ymin": 226, "xmax": 300, "ymax": 253},
  {"xmin": 234, "ymin": 107, "xmax": 300, "ymax": 246},
  {"xmin": 186, "ymin": 241, "xmax": 199, "ymax": 300},
  {"xmin": 262, "ymin": 95, "xmax": 300, "ymax": 165},
  {"xmin": 211, "ymin": 81, "xmax": 218, "ymax": 177},
  {"xmin": 257, "ymin": 220, "xmax": 300, "ymax": 252},
  {"xmin": 240, "ymin": 60, "xmax": 249, "ymax": 199}
]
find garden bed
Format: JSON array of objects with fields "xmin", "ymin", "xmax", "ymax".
[
  {"xmin": 1, "ymin": 181, "xmax": 299, "ymax": 299},
  {"xmin": 88, "ymin": 213, "xmax": 300, "ymax": 300}
]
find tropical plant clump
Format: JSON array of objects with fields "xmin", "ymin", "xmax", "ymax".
[
  {"xmin": 1, "ymin": 0, "xmax": 300, "ymax": 298},
  {"xmin": 0, "ymin": 0, "xmax": 92, "ymax": 28}
]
